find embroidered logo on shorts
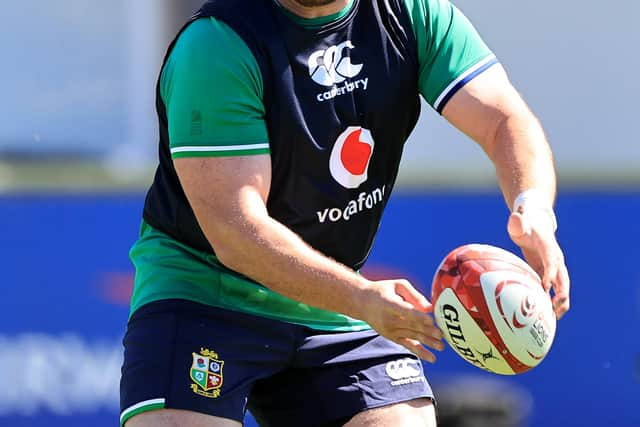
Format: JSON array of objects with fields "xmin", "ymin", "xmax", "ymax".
[
  {"xmin": 385, "ymin": 358, "xmax": 424, "ymax": 386},
  {"xmin": 189, "ymin": 348, "xmax": 224, "ymax": 398}
]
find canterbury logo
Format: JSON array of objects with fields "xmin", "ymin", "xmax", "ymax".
[
  {"xmin": 385, "ymin": 358, "xmax": 422, "ymax": 381},
  {"xmin": 308, "ymin": 41, "xmax": 363, "ymax": 87},
  {"xmin": 385, "ymin": 358, "xmax": 425, "ymax": 387}
]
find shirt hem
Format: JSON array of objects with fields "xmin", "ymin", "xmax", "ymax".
[
  {"xmin": 130, "ymin": 295, "xmax": 372, "ymax": 332},
  {"xmin": 171, "ymin": 148, "xmax": 270, "ymax": 159}
]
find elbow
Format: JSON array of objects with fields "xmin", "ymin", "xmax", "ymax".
[
  {"xmin": 212, "ymin": 239, "xmax": 255, "ymax": 274},
  {"xmin": 210, "ymin": 242, "xmax": 238, "ymax": 269},
  {"xmin": 204, "ymin": 226, "xmax": 242, "ymax": 269},
  {"xmin": 202, "ymin": 214, "xmax": 258, "ymax": 272}
]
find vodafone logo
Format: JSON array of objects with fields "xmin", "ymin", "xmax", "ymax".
[
  {"xmin": 329, "ymin": 126, "xmax": 374, "ymax": 189},
  {"xmin": 317, "ymin": 127, "xmax": 381, "ymax": 223}
]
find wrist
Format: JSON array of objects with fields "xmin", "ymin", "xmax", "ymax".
[
  {"xmin": 512, "ymin": 189, "xmax": 558, "ymax": 232},
  {"xmin": 347, "ymin": 278, "xmax": 377, "ymax": 321}
]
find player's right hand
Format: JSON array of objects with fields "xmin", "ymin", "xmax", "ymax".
[{"xmin": 359, "ymin": 280, "xmax": 444, "ymax": 362}]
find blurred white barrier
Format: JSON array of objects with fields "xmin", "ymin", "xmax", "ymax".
[{"xmin": 0, "ymin": 334, "xmax": 121, "ymax": 416}]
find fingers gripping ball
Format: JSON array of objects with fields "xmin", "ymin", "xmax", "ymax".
[{"xmin": 431, "ymin": 244, "xmax": 556, "ymax": 375}]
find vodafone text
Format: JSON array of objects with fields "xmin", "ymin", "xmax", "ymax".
[
  {"xmin": 317, "ymin": 186, "xmax": 385, "ymax": 223},
  {"xmin": 316, "ymin": 78, "xmax": 369, "ymax": 102}
]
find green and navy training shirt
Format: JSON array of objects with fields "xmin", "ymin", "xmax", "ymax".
[{"xmin": 133, "ymin": 0, "xmax": 496, "ymax": 331}]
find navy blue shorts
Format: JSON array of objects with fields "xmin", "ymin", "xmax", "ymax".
[{"xmin": 120, "ymin": 299, "xmax": 433, "ymax": 426}]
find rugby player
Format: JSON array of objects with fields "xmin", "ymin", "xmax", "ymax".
[{"xmin": 120, "ymin": 0, "xmax": 570, "ymax": 425}]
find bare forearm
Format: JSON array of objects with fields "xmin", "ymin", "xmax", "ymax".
[
  {"xmin": 441, "ymin": 64, "xmax": 569, "ymax": 318},
  {"xmin": 490, "ymin": 109, "xmax": 557, "ymax": 208},
  {"xmin": 201, "ymin": 202, "xmax": 372, "ymax": 320},
  {"xmin": 175, "ymin": 156, "xmax": 374, "ymax": 321},
  {"xmin": 442, "ymin": 65, "xmax": 557, "ymax": 210}
]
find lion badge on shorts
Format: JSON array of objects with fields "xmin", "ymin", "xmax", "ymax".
[{"xmin": 189, "ymin": 348, "xmax": 224, "ymax": 398}]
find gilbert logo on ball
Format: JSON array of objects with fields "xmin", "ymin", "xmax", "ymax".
[
  {"xmin": 431, "ymin": 244, "xmax": 556, "ymax": 375},
  {"xmin": 329, "ymin": 126, "xmax": 374, "ymax": 189}
]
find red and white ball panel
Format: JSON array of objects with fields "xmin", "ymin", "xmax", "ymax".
[{"xmin": 431, "ymin": 244, "xmax": 556, "ymax": 375}]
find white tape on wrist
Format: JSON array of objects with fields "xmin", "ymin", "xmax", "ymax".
[{"xmin": 512, "ymin": 189, "xmax": 558, "ymax": 232}]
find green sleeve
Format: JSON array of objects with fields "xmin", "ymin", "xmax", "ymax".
[
  {"xmin": 404, "ymin": 0, "xmax": 497, "ymax": 113},
  {"xmin": 161, "ymin": 18, "xmax": 270, "ymax": 159}
]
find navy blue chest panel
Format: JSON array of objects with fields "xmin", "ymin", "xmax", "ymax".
[{"xmin": 195, "ymin": 0, "xmax": 420, "ymax": 269}]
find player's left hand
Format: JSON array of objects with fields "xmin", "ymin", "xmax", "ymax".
[{"xmin": 507, "ymin": 210, "xmax": 570, "ymax": 319}]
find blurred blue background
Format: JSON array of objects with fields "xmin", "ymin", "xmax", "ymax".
[{"xmin": 1, "ymin": 0, "xmax": 638, "ymax": 426}]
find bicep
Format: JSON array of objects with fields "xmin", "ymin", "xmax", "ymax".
[
  {"xmin": 441, "ymin": 63, "xmax": 532, "ymax": 152},
  {"xmin": 174, "ymin": 155, "xmax": 272, "ymax": 248}
]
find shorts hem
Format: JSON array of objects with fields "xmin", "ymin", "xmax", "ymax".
[
  {"xmin": 270, "ymin": 392, "xmax": 435, "ymax": 426},
  {"xmin": 336, "ymin": 393, "xmax": 435, "ymax": 425},
  {"xmin": 364, "ymin": 392, "xmax": 435, "ymax": 412},
  {"xmin": 120, "ymin": 398, "xmax": 166, "ymax": 426}
]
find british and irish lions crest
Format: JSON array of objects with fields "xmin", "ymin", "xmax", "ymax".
[{"xmin": 190, "ymin": 348, "xmax": 224, "ymax": 398}]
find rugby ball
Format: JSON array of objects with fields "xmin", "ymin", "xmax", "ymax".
[{"xmin": 431, "ymin": 244, "xmax": 556, "ymax": 375}]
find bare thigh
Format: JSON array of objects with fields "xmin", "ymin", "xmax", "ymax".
[
  {"xmin": 344, "ymin": 398, "xmax": 437, "ymax": 427},
  {"xmin": 125, "ymin": 408, "xmax": 242, "ymax": 427}
]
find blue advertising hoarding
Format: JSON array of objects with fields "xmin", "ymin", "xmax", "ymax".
[{"xmin": 0, "ymin": 192, "xmax": 638, "ymax": 426}]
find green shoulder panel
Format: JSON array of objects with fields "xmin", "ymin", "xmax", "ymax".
[
  {"xmin": 161, "ymin": 18, "xmax": 270, "ymax": 158},
  {"xmin": 403, "ymin": 0, "xmax": 497, "ymax": 113}
]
